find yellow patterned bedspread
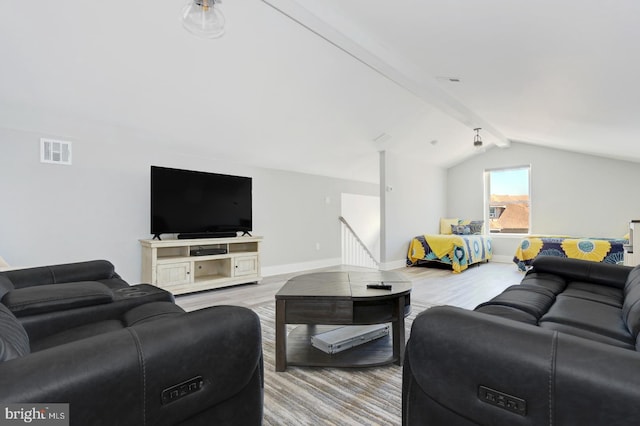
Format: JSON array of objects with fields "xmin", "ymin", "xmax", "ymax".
[
  {"xmin": 513, "ymin": 236, "xmax": 627, "ymax": 271},
  {"xmin": 407, "ymin": 234, "xmax": 493, "ymax": 273}
]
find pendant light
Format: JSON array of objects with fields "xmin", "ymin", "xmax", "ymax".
[
  {"xmin": 181, "ymin": 0, "xmax": 226, "ymax": 39},
  {"xmin": 473, "ymin": 128, "xmax": 483, "ymax": 148}
]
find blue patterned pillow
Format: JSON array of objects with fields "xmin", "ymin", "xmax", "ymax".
[{"xmin": 451, "ymin": 225, "xmax": 471, "ymax": 235}]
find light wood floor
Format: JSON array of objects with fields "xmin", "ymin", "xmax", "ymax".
[{"xmin": 175, "ymin": 261, "xmax": 524, "ymax": 312}]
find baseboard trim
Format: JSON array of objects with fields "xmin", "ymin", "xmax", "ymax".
[
  {"xmin": 379, "ymin": 259, "xmax": 407, "ymax": 271},
  {"xmin": 262, "ymin": 257, "xmax": 342, "ymax": 277},
  {"xmin": 261, "ymin": 256, "xmax": 514, "ymax": 276},
  {"xmin": 376, "ymin": 256, "xmax": 512, "ymax": 271}
]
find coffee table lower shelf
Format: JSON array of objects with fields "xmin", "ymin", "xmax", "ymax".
[{"xmin": 285, "ymin": 325, "xmax": 397, "ymax": 368}]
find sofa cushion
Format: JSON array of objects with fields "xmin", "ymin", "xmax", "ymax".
[
  {"xmin": 531, "ymin": 256, "xmax": 630, "ymax": 289},
  {"xmin": 0, "ymin": 275, "xmax": 15, "ymax": 299},
  {"xmin": 539, "ymin": 295, "xmax": 631, "ymax": 342},
  {"xmin": 562, "ymin": 281, "xmax": 624, "ymax": 308},
  {"xmin": 1, "ymin": 260, "xmax": 125, "ymax": 289},
  {"xmin": 123, "ymin": 301, "xmax": 185, "ymax": 326},
  {"xmin": 2, "ymin": 282, "xmax": 114, "ymax": 317},
  {"xmin": 476, "ymin": 285, "xmax": 556, "ymax": 320},
  {"xmin": 622, "ymin": 265, "xmax": 640, "ymax": 337},
  {"xmin": 0, "ymin": 304, "xmax": 29, "ymax": 361},
  {"xmin": 474, "ymin": 304, "xmax": 538, "ymax": 325},
  {"xmin": 95, "ymin": 277, "xmax": 130, "ymax": 290},
  {"xmin": 539, "ymin": 322, "xmax": 635, "ymax": 350},
  {"xmin": 622, "ymin": 270, "xmax": 640, "ymax": 338},
  {"xmin": 30, "ymin": 320, "xmax": 124, "ymax": 352},
  {"xmin": 624, "ymin": 264, "xmax": 640, "ymax": 295},
  {"xmin": 48, "ymin": 260, "xmax": 118, "ymax": 283},
  {"xmin": 520, "ymin": 272, "xmax": 567, "ymax": 294},
  {"xmin": 30, "ymin": 302, "xmax": 186, "ymax": 352}
]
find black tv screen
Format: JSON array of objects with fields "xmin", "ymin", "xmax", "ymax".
[{"xmin": 151, "ymin": 166, "xmax": 252, "ymax": 238}]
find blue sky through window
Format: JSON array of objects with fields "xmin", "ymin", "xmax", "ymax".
[{"xmin": 490, "ymin": 168, "xmax": 529, "ymax": 195}]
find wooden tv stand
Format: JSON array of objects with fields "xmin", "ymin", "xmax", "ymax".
[{"xmin": 140, "ymin": 236, "xmax": 262, "ymax": 295}]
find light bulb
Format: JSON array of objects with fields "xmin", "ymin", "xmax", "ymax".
[{"xmin": 181, "ymin": 0, "xmax": 226, "ymax": 39}]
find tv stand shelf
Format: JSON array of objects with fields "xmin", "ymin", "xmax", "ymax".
[{"xmin": 140, "ymin": 236, "xmax": 262, "ymax": 295}]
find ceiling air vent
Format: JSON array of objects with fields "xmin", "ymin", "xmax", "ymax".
[{"xmin": 40, "ymin": 138, "xmax": 72, "ymax": 165}]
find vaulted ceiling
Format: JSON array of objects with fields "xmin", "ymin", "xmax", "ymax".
[{"xmin": 1, "ymin": 1, "xmax": 638, "ymax": 183}]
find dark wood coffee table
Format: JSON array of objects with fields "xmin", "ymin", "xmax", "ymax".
[{"xmin": 275, "ymin": 271, "xmax": 411, "ymax": 372}]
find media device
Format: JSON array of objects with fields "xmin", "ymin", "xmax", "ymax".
[
  {"xmin": 151, "ymin": 166, "xmax": 252, "ymax": 239},
  {"xmin": 190, "ymin": 247, "xmax": 228, "ymax": 256}
]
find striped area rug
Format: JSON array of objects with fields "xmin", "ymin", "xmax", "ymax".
[{"xmin": 255, "ymin": 301, "xmax": 433, "ymax": 425}]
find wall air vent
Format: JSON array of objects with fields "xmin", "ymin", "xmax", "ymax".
[{"xmin": 40, "ymin": 138, "xmax": 72, "ymax": 165}]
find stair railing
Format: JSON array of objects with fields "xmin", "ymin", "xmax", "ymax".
[{"xmin": 339, "ymin": 216, "xmax": 379, "ymax": 269}]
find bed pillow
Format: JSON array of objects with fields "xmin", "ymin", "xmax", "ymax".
[
  {"xmin": 440, "ymin": 218, "xmax": 459, "ymax": 235},
  {"xmin": 451, "ymin": 224, "xmax": 471, "ymax": 235},
  {"xmin": 469, "ymin": 220, "xmax": 484, "ymax": 234}
]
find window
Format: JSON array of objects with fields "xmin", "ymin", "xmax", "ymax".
[{"xmin": 485, "ymin": 166, "xmax": 530, "ymax": 234}]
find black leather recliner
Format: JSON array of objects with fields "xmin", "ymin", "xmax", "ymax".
[
  {"xmin": 0, "ymin": 261, "xmax": 264, "ymax": 425},
  {"xmin": 403, "ymin": 256, "xmax": 640, "ymax": 425},
  {"xmin": 0, "ymin": 260, "xmax": 175, "ymax": 340}
]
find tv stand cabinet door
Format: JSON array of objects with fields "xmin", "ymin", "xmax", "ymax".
[
  {"xmin": 234, "ymin": 255, "xmax": 258, "ymax": 277},
  {"xmin": 157, "ymin": 262, "xmax": 191, "ymax": 287}
]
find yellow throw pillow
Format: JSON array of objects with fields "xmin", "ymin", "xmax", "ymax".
[{"xmin": 440, "ymin": 218, "xmax": 459, "ymax": 235}]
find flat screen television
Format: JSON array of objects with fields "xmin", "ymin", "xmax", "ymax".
[{"xmin": 151, "ymin": 166, "xmax": 252, "ymax": 239}]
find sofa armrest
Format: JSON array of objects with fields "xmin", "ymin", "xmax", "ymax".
[
  {"xmin": 1, "ymin": 260, "xmax": 121, "ymax": 289},
  {"xmin": 530, "ymin": 256, "xmax": 632, "ymax": 288},
  {"xmin": 0, "ymin": 305, "xmax": 263, "ymax": 426},
  {"xmin": 404, "ymin": 306, "xmax": 640, "ymax": 426}
]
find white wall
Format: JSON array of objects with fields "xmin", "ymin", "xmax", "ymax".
[
  {"xmin": 380, "ymin": 150, "xmax": 447, "ymax": 269},
  {"xmin": 0, "ymin": 126, "xmax": 377, "ymax": 282},
  {"xmin": 447, "ymin": 141, "xmax": 640, "ymax": 259}
]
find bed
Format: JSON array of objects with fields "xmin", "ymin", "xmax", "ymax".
[
  {"xmin": 513, "ymin": 236, "xmax": 628, "ymax": 271},
  {"xmin": 406, "ymin": 234, "xmax": 493, "ymax": 273}
]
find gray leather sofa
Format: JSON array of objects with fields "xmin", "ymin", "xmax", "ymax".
[
  {"xmin": 0, "ymin": 260, "xmax": 264, "ymax": 425},
  {"xmin": 403, "ymin": 256, "xmax": 640, "ymax": 425}
]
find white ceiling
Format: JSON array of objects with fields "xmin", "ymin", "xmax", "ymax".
[{"xmin": 1, "ymin": 1, "xmax": 639, "ymax": 183}]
